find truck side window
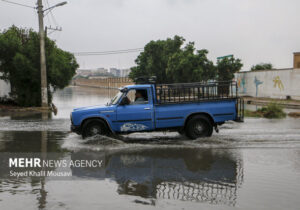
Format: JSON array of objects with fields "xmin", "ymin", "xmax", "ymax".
[{"xmin": 126, "ymin": 89, "xmax": 148, "ymax": 104}]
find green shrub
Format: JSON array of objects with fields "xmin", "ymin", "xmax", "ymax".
[{"xmin": 245, "ymin": 103, "xmax": 286, "ymax": 119}]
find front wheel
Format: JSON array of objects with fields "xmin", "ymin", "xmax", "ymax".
[
  {"xmin": 185, "ymin": 115, "xmax": 213, "ymax": 139},
  {"xmin": 82, "ymin": 120, "xmax": 109, "ymax": 139},
  {"xmin": 177, "ymin": 128, "xmax": 185, "ymax": 135}
]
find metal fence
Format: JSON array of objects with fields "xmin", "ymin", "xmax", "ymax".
[{"xmin": 155, "ymin": 81, "xmax": 238, "ymax": 104}]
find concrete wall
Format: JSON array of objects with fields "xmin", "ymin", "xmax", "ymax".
[
  {"xmin": 235, "ymin": 68, "xmax": 300, "ymax": 100},
  {"xmin": 73, "ymin": 77, "xmax": 133, "ymax": 89}
]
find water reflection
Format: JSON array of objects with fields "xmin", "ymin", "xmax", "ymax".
[
  {"xmin": 0, "ymin": 129, "xmax": 69, "ymax": 210},
  {"xmin": 0, "ymin": 131, "xmax": 67, "ymax": 152},
  {"xmin": 0, "ymin": 130, "xmax": 51, "ymax": 210},
  {"xmin": 0, "ymin": 146, "xmax": 244, "ymax": 208},
  {"xmin": 0, "ymin": 177, "xmax": 49, "ymax": 209},
  {"xmin": 1, "ymin": 86, "xmax": 300, "ymax": 210},
  {"xmin": 0, "ymin": 111, "xmax": 52, "ymax": 120},
  {"xmin": 71, "ymin": 148, "xmax": 243, "ymax": 206}
]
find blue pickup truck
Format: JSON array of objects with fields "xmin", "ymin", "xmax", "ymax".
[{"xmin": 71, "ymin": 79, "xmax": 244, "ymax": 139}]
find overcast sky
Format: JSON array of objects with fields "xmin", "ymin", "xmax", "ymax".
[{"xmin": 1, "ymin": 0, "xmax": 300, "ymax": 71}]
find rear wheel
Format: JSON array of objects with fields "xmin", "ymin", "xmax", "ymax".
[
  {"xmin": 82, "ymin": 120, "xmax": 109, "ymax": 139},
  {"xmin": 185, "ymin": 115, "xmax": 213, "ymax": 139}
]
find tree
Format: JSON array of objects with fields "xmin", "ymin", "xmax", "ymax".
[
  {"xmin": 166, "ymin": 43, "xmax": 216, "ymax": 83},
  {"xmin": 129, "ymin": 35, "xmax": 243, "ymax": 84},
  {"xmin": 129, "ymin": 36, "xmax": 216, "ymax": 83},
  {"xmin": 251, "ymin": 63, "xmax": 273, "ymax": 71},
  {"xmin": 216, "ymin": 56, "xmax": 243, "ymax": 95},
  {"xmin": 216, "ymin": 56, "xmax": 243, "ymax": 81},
  {"xmin": 0, "ymin": 26, "xmax": 78, "ymax": 107},
  {"xmin": 129, "ymin": 35, "xmax": 184, "ymax": 83}
]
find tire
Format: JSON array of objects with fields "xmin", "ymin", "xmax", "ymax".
[
  {"xmin": 185, "ymin": 115, "xmax": 213, "ymax": 139},
  {"xmin": 177, "ymin": 128, "xmax": 185, "ymax": 135},
  {"xmin": 82, "ymin": 119, "xmax": 109, "ymax": 139}
]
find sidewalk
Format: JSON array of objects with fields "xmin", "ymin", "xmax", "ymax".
[{"xmin": 243, "ymin": 96, "xmax": 300, "ymax": 109}]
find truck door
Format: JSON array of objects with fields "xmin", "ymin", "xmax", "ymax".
[{"xmin": 115, "ymin": 88, "xmax": 154, "ymax": 132}]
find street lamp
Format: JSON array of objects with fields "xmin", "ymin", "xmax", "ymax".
[
  {"xmin": 43, "ymin": 1, "xmax": 67, "ymax": 12},
  {"xmin": 37, "ymin": 0, "xmax": 67, "ymax": 107}
]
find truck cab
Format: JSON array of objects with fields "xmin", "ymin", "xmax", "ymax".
[{"xmin": 71, "ymin": 80, "xmax": 244, "ymax": 139}]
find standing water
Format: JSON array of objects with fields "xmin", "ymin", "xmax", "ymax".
[{"xmin": 0, "ymin": 86, "xmax": 300, "ymax": 210}]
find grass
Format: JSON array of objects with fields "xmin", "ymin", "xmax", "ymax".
[
  {"xmin": 245, "ymin": 103, "xmax": 286, "ymax": 119},
  {"xmin": 244, "ymin": 110, "xmax": 263, "ymax": 118},
  {"xmin": 288, "ymin": 112, "xmax": 300, "ymax": 118}
]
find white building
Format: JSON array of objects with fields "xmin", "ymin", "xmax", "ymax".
[
  {"xmin": 110, "ymin": 68, "xmax": 121, "ymax": 77},
  {"xmin": 110, "ymin": 68, "xmax": 131, "ymax": 77},
  {"xmin": 95, "ymin": 68, "xmax": 108, "ymax": 74},
  {"xmin": 0, "ymin": 73, "xmax": 10, "ymax": 97},
  {"xmin": 120, "ymin": 69, "xmax": 131, "ymax": 77}
]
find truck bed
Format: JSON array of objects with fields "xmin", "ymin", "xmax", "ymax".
[{"xmin": 154, "ymin": 99, "xmax": 237, "ymax": 129}]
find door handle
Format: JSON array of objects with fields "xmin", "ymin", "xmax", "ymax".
[{"xmin": 144, "ymin": 107, "xmax": 151, "ymax": 110}]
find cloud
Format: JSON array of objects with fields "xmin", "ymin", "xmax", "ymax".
[{"xmin": 1, "ymin": 0, "xmax": 300, "ymax": 70}]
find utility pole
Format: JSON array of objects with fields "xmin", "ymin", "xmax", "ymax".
[
  {"xmin": 37, "ymin": 0, "xmax": 48, "ymax": 107},
  {"xmin": 2, "ymin": 0, "xmax": 67, "ymax": 107}
]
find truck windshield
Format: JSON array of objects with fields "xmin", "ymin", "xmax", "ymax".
[{"xmin": 109, "ymin": 91, "xmax": 123, "ymax": 105}]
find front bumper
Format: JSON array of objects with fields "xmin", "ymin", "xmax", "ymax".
[{"xmin": 71, "ymin": 124, "xmax": 81, "ymax": 134}]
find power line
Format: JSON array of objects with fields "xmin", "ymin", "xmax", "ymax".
[
  {"xmin": 0, "ymin": 0, "xmax": 35, "ymax": 9},
  {"xmin": 49, "ymin": 8, "xmax": 59, "ymax": 26},
  {"xmin": 74, "ymin": 48, "xmax": 143, "ymax": 54},
  {"xmin": 74, "ymin": 50, "xmax": 143, "ymax": 56},
  {"xmin": 1, "ymin": 0, "xmax": 141, "ymax": 57},
  {"xmin": 45, "ymin": 0, "xmax": 59, "ymax": 26},
  {"xmin": 44, "ymin": 0, "xmax": 62, "ymax": 38},
  {"xmin": 1, "ymin": 0, "xmax": 60, "ymax": 29},
  {"xmin": 74, "ymin": 48, "xmax": 144, "ymax": 56},
  {"xmin": 45, "ymin": 0, "xmax": 51, "ymax": 26}
]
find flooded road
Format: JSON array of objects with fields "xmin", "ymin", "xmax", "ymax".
[{"xmin": 0, "ymin": 86, "xmax": 300, "ymax": 210}]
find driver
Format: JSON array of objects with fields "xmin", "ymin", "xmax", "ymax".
[{"xmin": 134, "ymin": 90, "xmax": 146, "ymax": 103}]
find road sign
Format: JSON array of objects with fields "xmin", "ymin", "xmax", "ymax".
[{"xmin": 217, "ymin": 54, "xmax": 233, "ymax": 60}]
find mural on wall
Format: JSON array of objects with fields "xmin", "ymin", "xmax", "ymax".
[
  {"xmin": 235, "ymin": 70, "xmax": 300, "ymax": 100},
  {"xmin": 273, "ymin": 76, "xmax": 284, "ymax": 91},
  {"xmin": 254, "ymin": 76, "xmax": 263, "ymax": 97},
  {"xmin": 237, "ymin": 75, "xmax": 247, "ymax": 93}
]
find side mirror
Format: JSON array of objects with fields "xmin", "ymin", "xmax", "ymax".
[{"xmin": 119, "ymin": 97, "xmax": 130, "ymax": 106}]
